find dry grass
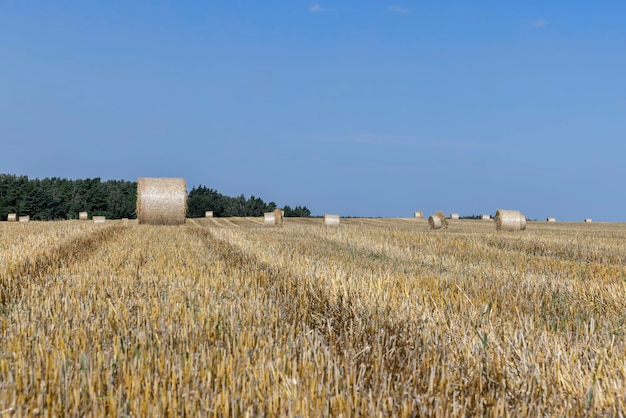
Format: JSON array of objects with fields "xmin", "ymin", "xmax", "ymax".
[{"xmin": 1, "ymin": 218, "xmax": 625, "ymax": 416}]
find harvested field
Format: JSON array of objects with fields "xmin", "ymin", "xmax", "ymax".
[{"xmin": 1, "ymin": 218, "xmax": 625, "ymax": 416}]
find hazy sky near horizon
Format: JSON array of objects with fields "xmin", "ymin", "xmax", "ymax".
[{"xmin": 1, "ymin": 1, "xmax": 625, "ymax": 220}]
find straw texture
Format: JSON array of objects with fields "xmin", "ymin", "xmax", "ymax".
[
  {"xmin": 494, "ymin": 209, "xmax": 527, "ymax": 231},
  {"xmin": 7, "ymin": 213, "xmax": 17, "ymax": 222},
  {"xmin": 137, "ymin": 178, "xmax": 187, "ymax": 225}
]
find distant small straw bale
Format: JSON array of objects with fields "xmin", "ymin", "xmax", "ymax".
[
  {"xmin": 19, "ymin": 215, "xmax": 30, "ymax": 223},
  {"xmin": 93, "ymin": 216, "xmax": 106, "ymax": 224},
  {"xmin": 584, "ymin": 218, "xmax": 592, "ymax": 223},
  {"xmin": 79, "ymin": 212, "xmax": 88, "ymax": 220},
  {"xmin": 205, "ymin": 211, "xmax": 213, "ymax": 218},
  {"xmin": 428, "ymin": 211, "xmax": 448, "ymax": 230},
  {"xmin": 450, "ymin": 213, "xmax": 460, "ymax": 220},
  {"xmin": 546, "ymin": 217, "xmax": 556, "ymax": 222},
  {"xmin": 414, "ymin": 211, "xmax": 423, "ymax": 219},
  {"xmin": 274, "ymin": 208, "xmax": 283, "ymax": 226},
  {"xmin": 7, "ymin": 213, "xmax": 17, "ymax": 222},
  {"xmin": 481, "ymin": 214, "xmax": 491, "ymax": 220},
  {"xmin": 324, "ymin": 214, "xmax": 340, "ymax": 226}
]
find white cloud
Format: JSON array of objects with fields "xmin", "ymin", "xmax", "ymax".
[
  {"xmin": 534, "ymin": 18, "xmax": 548, "ymax": 28},
  {"xmin": 387, "ymin": 6, "xmax": 411, "ymax": 14},
  {"xmin": 309, "ymin": 3, "xmax": 330, "ymax": 13}
]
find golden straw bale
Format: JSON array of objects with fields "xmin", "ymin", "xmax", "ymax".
[
  {"xmin": 428, "ymin": 211, "xmax": 448, "ymax": 230},
  {"xmin": 414, "ymin": 211, "xmax": 423, "ymax": 219},
  {"xmin": 137, "ymin": 177, "xmax": 187, "ymax": 225},
  {"xmin": 7, "ymin": 213, "xmax": 17, "ymax": 222},
  {"xmin": 205, "ymin": 211, "xmax": 214, "ymax": 218},
  {"xmin": 450, "ymin": 213, "xmax": 460, "ymax": 220},
  {"xmin": 264, "ymin": 212, "xmax": 276, "ymax": 226},
  {"xmin": 79, "ymin": 212, "xmax": 88, "ymax": 220},
  {"xmin": 546, "ymin": 217, "xmax": 556, "ymax": 222},
  {"xmin": 324, "ymin": 214, "xmax": 340, "ymax": 226},
  {"xmin": 274, "ymin": 208, "xmax": 283, "ymax": 226},
  {"xmin": 481, "ymin": 214, "xmax": 491, "ymax": 220},
  {"xmin": 19, "ymin": 215, "xmax": 30, "ymax": 223},
  {"xmin": 584, "ymin": 218, "xmax": 592, "ymax": 223},
  {"xmin": 494, "ymin": 209, "xmax": 526, "ymax": 231},
  {"xmin": 93, "ymin": 216, "xmax": 106, "ymax": 224}
]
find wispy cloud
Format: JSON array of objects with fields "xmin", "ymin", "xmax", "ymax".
[
  {"xmin": 307, "ymin": 133, "xmax": 492, "ymax": 151},
  {"xmin": 387, "ymin": 6, "xmax": 411, "ymax": 15},
  {"xmin": 534, "ymin": 18, "xmax": 548, "ymax": 28},
  {"xmin": 309, "ymin": 3, "xmax": 330, "ymax": 13}
]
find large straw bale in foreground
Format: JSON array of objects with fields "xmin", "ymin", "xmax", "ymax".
[
  {"xmin": 7, "ymin": 213, "xmax": 17, "ymax": 222},
  {"xmin": 428, "ymin": 211, "xmax": 448, "ymax": 230},
  {"xmin": 494, "ymin": 209, "xmax": 527, "ymax": 231},
  {"xmin": 324, "ymin": 214, "xmax": 340, "ymax": 226},
  {"xmin": 137, "ymin": 178, "xmax": 187, "ymax": 225}
]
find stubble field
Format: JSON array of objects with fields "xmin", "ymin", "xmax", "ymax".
[{"xmin": 1, "ymin": 218, "xmax": 625, "ymax": 416}]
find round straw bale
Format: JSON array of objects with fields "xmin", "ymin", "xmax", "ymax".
[
  {"xmin": 494, "ymin": 209, "xmax": 526, "ymax": 231},
  {"xmin": 19, "ymin": 215, "xmax": 30, "ymax": 223},
  {"xmin": 205, "ymin": 211, "xmax": 214, "ymax": 218},
  {"xmin": 7, "ymin": 213, "xmax": 17, "ymax": 222},
  {"xmin": 546, "ymin": 217, "xmax": 556, "ymax": 222},
  {"xmin": 79, "ymin": 211, "xmax": 88, "ymax": 220},
  {"xmin": 324, "ymin": 214, "xmax": 340, "ymax": 226},
  {"xmin": 428, "ymin": 211, "xmax": 448, "ymax": 230},
  {"xmin": 481, "ymin": 214, "xmax": 491, "ymax": 220},
  {"xmin": 93, "ymin": 216, "xmax": 106, "ymax": 224},
  {"xmin": 414, "ymin": 211, "xmax": 423, "ymax": 219},
  {"xmin": 137, "ymin": 177, "xmax": 187, "ymax": 225},
  {"xmin": 264, "ymin": 212, "xmax": 276, "ymax": 226},
  {"xmin": 584, "ymin": 218, "xmax": 592, "ymax": 223},
  {"xmin": 450, "ymin": 213, "xmax": 460, "ymax": 220},
  {"xmin": 274, "ymin": 208, "xmax": 284, "ymax": 226}
]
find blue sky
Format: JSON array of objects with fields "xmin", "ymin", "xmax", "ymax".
[{"xmin": 1, "ymin": 1, "xmax": 625, "ymax": 220}]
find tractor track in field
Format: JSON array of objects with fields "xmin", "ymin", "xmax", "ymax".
[
  {"xmin": 0, "ymin": 225, "xmax": 129, "ymax": 307},
  {"xmin": 186, "ymin": 221, "xmax": 422, "ymax": 396}
]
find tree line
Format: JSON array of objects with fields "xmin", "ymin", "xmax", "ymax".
[{"xmin": 0, "ymin": 174, "xmax": 311, "ymax": 221}]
